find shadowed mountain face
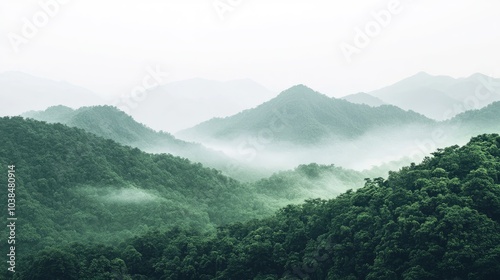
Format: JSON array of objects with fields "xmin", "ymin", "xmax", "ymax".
[
  {"xmin": 178, "ymin": 84, "xmax": 432, "ymax": 145},
  {"xmin": 0, "ymin": 71, "xmax": 102, "ymax": 116},
  {"xmin": 369, "ymin": 72, "xmax": 500, "ymax": 120}
]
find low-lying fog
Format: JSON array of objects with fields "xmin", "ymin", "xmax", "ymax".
[{"xmin": 177, "ymin": 122, "xmax": 477, "ymax": 180}]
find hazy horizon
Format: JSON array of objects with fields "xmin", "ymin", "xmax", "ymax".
[
  {"xmin": 1, "ymin": 69, "xmax": 497, "ymax": 100},
  {"xmin": 1, "ymin": 0, "xmax": 499, "ymax": 100}
]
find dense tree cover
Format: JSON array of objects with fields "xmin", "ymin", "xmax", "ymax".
[
  {"xmin": 22, "ymin": 106, "xmax": 251, "ymax": 180},
  {"xmin": 179, "ymin": 85, "xmax": 433, "ymax": 145},
  {"xmin": 11, "ymin": 133, "xmax": 500, "ymax": 279},
  {"xmin": 0, "ymin": 117, "xmax": 364, "ymax": 279},
  {"xmin": 0, "ymin": 117, "xmax": 270, "ymax": 257}
]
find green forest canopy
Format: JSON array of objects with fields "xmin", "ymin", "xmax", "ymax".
[{"xmin": 1, "ymin": 116, "xmax": 499, "ymax": 279}]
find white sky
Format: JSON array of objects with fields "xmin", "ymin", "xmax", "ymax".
[{"xmin": 1, "ymin": 0, "xmax": 499, "ymax": 98}]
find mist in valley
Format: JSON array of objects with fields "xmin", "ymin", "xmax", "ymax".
[{"xmin": 176, "ymin": 123, "xmax": 436, "ymax": 177}]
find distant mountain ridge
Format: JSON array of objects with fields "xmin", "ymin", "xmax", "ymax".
[
  {"xmin": 341, "ymin": 92, "xmax": 386, "ymax": 107},
  {"xmin": 446, "ymin": 101, "xmax": 500, "ymax": 139},
  {"xmin": 24, "ymin": 105, "xmax": 181, "ymax": 148},
  {"xmin": 125, "ymin": 77, "xmax": 275, "ymax": 133},
  {"xmin": 368, "ymin": 72, "xmax": 500, "ymax": 120},
  {"xmin": 178, "ymin": 84, "xmax": 432, "ymax": 145},
  {"xmin": 0, "ymin": 71, "xmax": 102, "ymax": 116}
]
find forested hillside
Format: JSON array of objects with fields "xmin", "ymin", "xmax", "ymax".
[
  {"xmin": 341, "ymin": 92, "xmax": 386, "ymax": 107},
  {"xmin": 0, "ymin": 117, "xmax": 365, "ymax": 279},
  {"xmin": 10, "ymin": 133, "xmax": 500, "ymax": 279},
  {"xmin": 23, "ymin": 105, "xmax": 228, "ymax": 161},
  {"xmin": 0, "ymin": 71, "xmax": 101, "ymax": 117},
  {"xmin": 0, "ymin": 117, "xmax": 274, "ymax": 255},
  {"xmin": 22, "ymin": 105, "xmax": 252, "ymax": 180},
  {"xmin": 23, "ymin": 105, "xmax": 193, "ymax": 151}
]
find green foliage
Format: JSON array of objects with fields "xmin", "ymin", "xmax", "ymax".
[
  {"xmin": 3, "ymin": 116, "xmax": 500, "ymax": 279},
  {"xmin": 0, "ymin": 117, "xmax": 278, "ymax": 262},
  {"xmin": 23, "ymin": 105, "xmax": 244, "ymax": 179},
  {"xmin": 24, "ymin": 105, "xmax": 179, "ymax": 148},
  {"xmin": 12, "ymin": 132, "xmax": 500, "ymax": 279}
]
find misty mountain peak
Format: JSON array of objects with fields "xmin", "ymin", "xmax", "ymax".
[
  {"xmin": 413, "ymin": 71, "xmax": 432, "ymax": 78},
  {"xmin": 276, "ymin": 84, "xmax": 324, "ymax": 100}
]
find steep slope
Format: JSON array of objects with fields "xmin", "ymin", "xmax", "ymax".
[
  {"xmin": 370, "ymin": 72, "xmax": 500, "ymax": 120},
  {"xmin": 125, "ymin": 78, "xmax": 275, "ymax": 133},
  {"xmin": 20, "ymin": 134, "xmax": 500, "ymax": 279},
  {"xmin": 0, "ymin": 71, "xmax": 102, "ymax": 116},
  {"xmin": 341, "ymin": 92, "xmax": 386, "ymax": 107},
  {"xmin": 376, "ymin": 87, "xmax": 457, "ymax": 120},
  {"xmin": 0, "ymin": 117, "xmax": 277, "ymax": 255},
  {"xmin": 251, "ymin": 163, "xmax": 366, "ymax": 203},
  {"xmin": 178, "ymin": 84, "xmax": 432, "ymax": 145},
  {"xmin": 24, "ymin": 105, "xmax": 199, "ymax": 151},
  {"xmin": 22, "ymin": 105, "xmax": 248, "ymax": 179}
]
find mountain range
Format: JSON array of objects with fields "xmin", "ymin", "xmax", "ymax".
[
  {"xmin": 0, "ymin": 116, "xmax": 366, "ymax": 258},
  {"xmin": 175, "ymin": 83, "xmax": 500, "ymax": 173},
  {"xmin": 0, "ymin": 71, "xmax": 275, "ymax": 133},
  {"xmin": 366, "ymin": 72, "xmax": 500, "ymax": 120},
  {"xmin": 9, "ymin": 71, "xmax": 500, "ymax": 176},
  {"xmin": 178, "ymin": 84, "xmax": 432, "ymax": 145},
  {"xmin": 5, "ymin": 70, "xmax": 500, "ymax": 130},
  {"xmin": 2, "ymin": 71, "xmax": 500, "ymax": 278},
  {"xmin": 0, "ymin": 117, "xmax": 271, "ymax": 250},
  {"xmin": 0, "ymin": 71, "xmax": 102, "ymax": 116}
]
